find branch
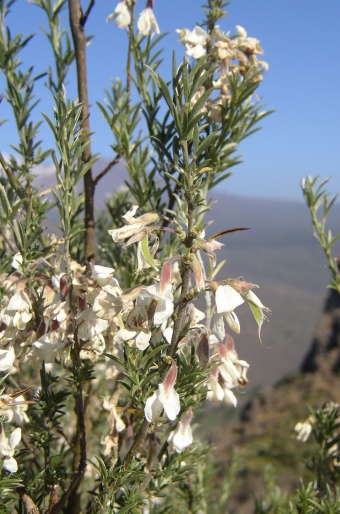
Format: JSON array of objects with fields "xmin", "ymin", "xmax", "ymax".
[
  {"xmin": 125, "ymin": 0, "xmax": 136, "ymax": 106},
  {"xmin": 68, "ymin": 0, "xmax": 95, "ymax": 264},
  {"xmin": 17, "ymin": 489, "xmax": 40, "ymax": 514},
  {"xmin": 93, "ymin": 154, "xmax": 122, "ymax": 187},
  {"xmin": 81, "ymin": 0, "xmax": 95, "ymax": 26},
  {"xmin": 47, "ymin": 485, "xmax": 59, "ymax": 512},
  {"xmin": 47, "ymin": 380, "xmax": 87, "ymax": 514},
  {"xmin": 123, "ymin": 417, "xmax": 150, "ymax": 469}
]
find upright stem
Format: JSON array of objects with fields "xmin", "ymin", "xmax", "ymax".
[
  {"xmin": 123, "ymin": 141, "xmax": 196, "ymax": 468},
  {"xmin": 126, "ymin": 0, "xmax": 136, "ymax": 108},
  {"xmin": 68, "ymin": 0, "xmax": 95, "ymax": 264},
  {"xmin": 167, "ymin": 139, "xmax": 194, "ymax": 358},
  {"xmin": 48, "ymin": 342, "xmax": 88, "ymax": 514}
]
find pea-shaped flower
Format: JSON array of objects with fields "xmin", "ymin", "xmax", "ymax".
[{"xmin": 145, "ymin": 359, "xmax": 180, "ymax": 422}]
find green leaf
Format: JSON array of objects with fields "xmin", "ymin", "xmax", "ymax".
[
  {"xmin": 195, "ymin": 132, "xmax": 219, "ymax": 159},
  {"xmin": 118, "ymin": 380, "xmax": 132, "ymax": 392},
  {"xmin": 188, "ymin": 87, "xmax": 213, "ymax": 126},
  {"xmin": 247, "ymin": 302, "xmax": 266, "ymax": 345},
  {"xmin": 145, "ymin": 65, "xmax": 175, "ymax": 118},
  {"xmin": 103, "ymin": 352, "xmax": 124, "ymax": 367},
  {"xmin": 142, "ymin": 343, "xmax": 168, "ymax": 371},
  {"xmin": 164, "ymin": 171, "xmax": 182, "ymax": 187},
  {"xmin": 0, "ymin": 184, "xmax": 12, "ymax": 218},
  {"xmin": 151, "ymin": 136, "xmax": 174, "ymax": 164},
  {"xmin": 140, "ymin": 233, "xmax": 159, "ymax": 272}
]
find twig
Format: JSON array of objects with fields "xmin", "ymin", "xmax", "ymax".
[
  {"xmin": 0, "ymin": 151, "xmax": 23, "ymax": 199},
  {"xmin": 0, "ymin": 227, "xmax": 17, "ymax": 254},
  {"xmin": 123, "ymin": 417, "xmax": 150, "ymax": 469},
  {"xmin": 81, "ymin": 0, "xmax": 95, "ymax": 26},
  {"xmin": 126, "ymin": 1, "xmax": 136, "ymax": 106},
  {"xmin": 93, "ymin": 154, "xmax": 122, "ymax": 187}
]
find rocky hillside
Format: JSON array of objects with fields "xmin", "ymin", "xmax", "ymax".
[{"xmin": 206, "ymin": 275, "xmax": 340, "ymax": 513}]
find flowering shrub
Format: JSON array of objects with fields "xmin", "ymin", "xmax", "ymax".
[{"xmin": 0, "ymin": 0, "xmax": 270, "ymax": 512}]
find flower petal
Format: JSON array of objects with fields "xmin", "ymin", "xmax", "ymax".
[
  {"xmin": 3, "ymin": 456, "xmax": 18, "ymax": 473},
  {"xmin": 224, "ymin": 310, "xmax": 241, "ymax": 334},
  {"xmin": 144, "ymin": 390, "xmax": 163, "ymax": 422},
  {"xmin": 215, "ymin": 285, "xmax": 244, "ymax": 313},
  {"xmin": 9, "ymin": 427, "xmax": 21, "ymax": 450},
  {"xmin": 159, "ymin": 385, "xmax": 180, "ymax": 421}
]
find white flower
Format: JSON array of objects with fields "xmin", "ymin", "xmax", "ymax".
[
  {"xmin": 80, "ymin": 334, "xmax": 106, "ymax": 362},
  {"xmin": 115, "ymin": 305, "xmax": 152, "ymax": 350},
  {"xmin": 240, "ymin": 287, "xmax": 271, "ymax": 341},
  {"xmin": 186, "ymin": 304, "xmax": 205, "ymax": 327},
  {"xmin": 108, "ymin": 206, "xmax": 159, "ymax": 246},
  {"xmin": 145, "ymin": 383, "xmax": 180, "ymax": 422},
  {"xmin": 46, "ymin": 297, "xmax": 69, "ymax": 323},
  {"xmin": 211, "ymin": 313, "xmax": 225, "ymax": 342},
  {"xmin": 235, "ymin": 25, "xmax": 247, "ymax": 38},
  {"xmin": 106, "ymin": 1, "xmax": 131, "ymax": 28},
  {"xmin": 138, "ymin": 262, "xmax": 174, "ymax": 327},
  {"xmin": 186, "ymin": 42, "xmax": 206, "ymax": 59},
  {"xmin": 0, "ymin": 423, "xmax": 21, "ymax": 473},
  {"xmin": 30, "ymin": 334, "xmax": 65, "ymax": 364},
  {"xmin": 11, "ymin": 253, "xmax": 23, "ymax": 271},
  {"xmin": 90, "ymin": 264, "xmax": 115, "ymax": 287},
  {"xmin": 197, "ymin": 231, "xmax": 224, "ymax": 268},
  {"xmin": 168, "ymin": 409, "xmax": 193, "ymax": 453},
  {"xmin": 207, "ymin": 337, "xmax": 249, "ymax": 408},
  {"xmin": 4, "ymin": 290, "xmax": 32, "ymax": 331},
  {"xmin": 177, "ymin": 26, "xmax": 208, "ymax": 59},
  {"xmin": 213, "ymin": 284, "xmax": 245, "ymax": 334},
  {"xmin": 137, "ymin": 7, "xmax": 160, "ymax": 36},
  {"xmin": 138, "ymin": 283, "xmax": 174, "ymax": 327},
  {"xmin": 100, "ymin": 434, "xmax": 117, "ymax": 456},
  {"xmin": 215, "ymin": 285, "xmax": 244, "ymax": 314},
  {"xmin": 145, "ymin": 360, "xmax": 180, "ymax": 422},
  {"xmin": 0, "ymin": 394, "xmax": 29, "ymax": 425},
  {"xmin": 162, "ymin": 324, "xmax": 173, "ymax": 344},
  {"xmin": 92, "ymin": 289, "xmax": 124, "ymax": 320},
  {"xmin": 0, "ymin": 346, "xmax": 15, "ymax": 372},
  {"xmin": 115, "ymin": 327, "xmax": 152, "ymax": 350},
  {"xmin": 102, "ymin": 395, "xmax": 126, "ymax": 433},
  {"xmin": 294, "ymin": 416, "xmax": 314, "ymax": 442},
  {"xmin": 76, "ymin": 308, "xmax": 109, "ymax": 341},
  {"xmin": 207, "ymin": 369, "xmax": 238, "ymax": 407}
]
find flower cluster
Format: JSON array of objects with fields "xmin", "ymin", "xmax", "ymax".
[
  {"xmin": 0, "ymin": 218, "xmax": 176, "ymax": 376},
  {"xmin": 207, "ymin": 334, "xmax": 249, "ymax": 407},
  {"xmin": 0, "ymin": 197, "xmax": 270, "ymax": 479},
  {"xmin": 107, "ymin": 0, "xmax": 160, "ymax": 36},
  {"xmin": 209, "ymin": 279, "xmax": 270, "ymax": 341},
  {"xmin": 177, "ymin": 24, "xmax": 268, "ymax": 122}
]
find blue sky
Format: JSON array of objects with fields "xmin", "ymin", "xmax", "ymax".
[{"xmin": 1, "ymin": 0, "xmax": 340, "ymax": 202}]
